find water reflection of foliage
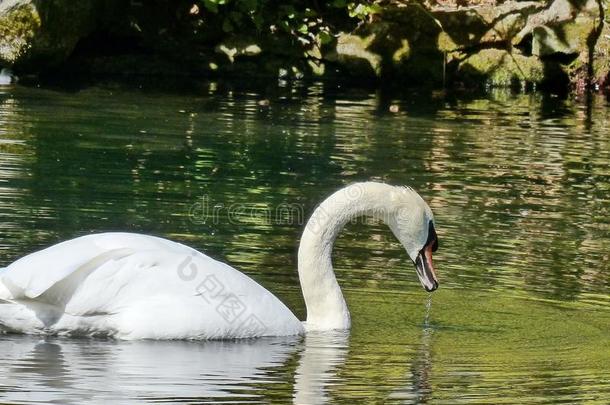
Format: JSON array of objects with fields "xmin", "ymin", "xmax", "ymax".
[
  {"xmin": 426, "ymin": 91, "xmax": 609, "ymax": 300},
  {"xmin": 0, "ymin": 84, "xmax": 608, "ymax": 303},
  {"xmin": 1, "ymin": 84, "xmax": 609, "ymax": 403}
]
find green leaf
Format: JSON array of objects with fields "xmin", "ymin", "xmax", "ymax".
[
  {"xmin": 319, "ymin": 30, "xmax": 333, "ymax": 45},
  {"xmin": 297, "ymin": 23, "xmax": 309, "ymax": 34},
  {"xmin": 368, "ymin": 4, "xmax": 382, "ymax": 14},
  {"xmin": 347, "ymin": 2, "xmax": 380, "ymax": 20},
  {"xmin": 348, "ymin": 3, "xmax": 367, "ymax": 19},
  {"xmin": 202, "ymin": 0, "xmax": 219, "ymax": 13}
]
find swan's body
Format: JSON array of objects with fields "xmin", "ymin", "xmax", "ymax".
[
  {"xmin": 0, "ymin": 233, "xmax": 303, "ymax": 339},
  {"xmin": 0, "ymin": 183, "xmax": 438, "ymax": 339}
]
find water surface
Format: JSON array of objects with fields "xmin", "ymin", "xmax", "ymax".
[{"xmin": 0, "ymin": 83, "xmax": 609, "ymax": 403}]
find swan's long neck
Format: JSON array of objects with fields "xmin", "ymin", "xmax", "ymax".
[{"xmin": 298, "ymin": 183, "xmax": 398, "ymax": 331}]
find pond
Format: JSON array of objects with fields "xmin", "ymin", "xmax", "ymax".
[{"xmin": 0, "ymin": 82, "xmax": 609, "ymax": 403}]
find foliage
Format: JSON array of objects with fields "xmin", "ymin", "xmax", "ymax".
[{"xmin": 196, "ymin": 0, "xmax": 385, "ymax": 47}]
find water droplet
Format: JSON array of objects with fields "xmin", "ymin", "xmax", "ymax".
[{"xmin": 424, "ymin": 294, "xmax": 432, "ymax": 328}]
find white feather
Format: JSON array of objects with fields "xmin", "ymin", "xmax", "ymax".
[
  {"xmin": 0, "ymin": 182, "xmax": 435, "ymax": 339},
  {"xmin": 1, "ymin": 233, "xmax": 303, "ymax": 339}
]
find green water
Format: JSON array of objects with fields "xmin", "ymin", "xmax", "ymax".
[{"xmin": 0, "ymin": 83, "xmax": 609, "ymax": 403}]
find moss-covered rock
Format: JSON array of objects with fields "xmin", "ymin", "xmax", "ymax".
[
  {"xmin": 0, "ymin": 0, "xmax": 101, "ymax": 69},
  {"xmin": 530, "ymin": 0, "xmax": 601, "ymax": 56},
  {"xmin": 373, "ymin": 0, "xmax": 604, "ymax": 88},
  {"xmin": 458, "ymin": 49, "xmax": 545, "ymax": 86},
  {"xmin": 325, "ymin": 33, "xmax": 382, "ymax": 78},
  {"xmin": 0, "ymin": 0, "xmax": 40, "ymax": 64},
  {"xmin": 435, "ymin": 1, "xmax": 541, "ymax": 51},
  {"xmin": 592, "ymin": 21, "xmax": 610, "ymax": 88},
  {"xmin": 323, "ymin": 5, "xmax": 445, "ymax": 83}
]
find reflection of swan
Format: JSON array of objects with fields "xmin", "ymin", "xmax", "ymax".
[
  {"xmin": 0, "ymin": 332, "xmax": 352, "ymax": 403},
  {"xmin": 0, "ymin": 182, "xmax": 439, "ymax": 339},
  {"xmin": 294, "ymin": 331, "xmax": 349, "ymax": 404},
  {"xmin": 0, "ymin": 334, "xmax": 301, "ymax": 404}
]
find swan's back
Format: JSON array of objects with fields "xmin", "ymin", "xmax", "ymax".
[
  {"xmin": 1, "ymin": 233, "xmax": 192, "ymax": 299},
  {"xmin": 0, "ymin": 233, "xmax": 303, "ymax": 339}
]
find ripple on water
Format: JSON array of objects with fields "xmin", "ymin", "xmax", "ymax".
[{"xmin": 0, "ymin": 85, "xmax": 608, "ymax": 403}]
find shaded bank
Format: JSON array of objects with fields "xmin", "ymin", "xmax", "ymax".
[{"xmin": 0, "ymin": 0, "xmax": 608, "ymax": 90}]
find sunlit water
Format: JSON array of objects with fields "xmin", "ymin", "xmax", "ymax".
[{"xmin": 0, "ymin": 82, "xmax": 609, "ymax": 404}]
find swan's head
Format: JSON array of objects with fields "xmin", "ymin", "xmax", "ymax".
[{"xmin": 386, "ymin": 186, "xmax": 439, "ymax": 292}]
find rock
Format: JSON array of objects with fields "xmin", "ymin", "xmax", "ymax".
[
  {"xmin": 532, "ymin": 26, "xmax": 576, "ymax": 56},
  {"xmin": 324, "ymin": 6, "xmax": 444, "ymax": 82},
  {"xmin": 0, "ymin": 0, "xmax": 39, "ymax": 64},
  {"xmin": 325, "ymin": 33, "xmax": 382, "ymax": 77},
  {"xmin": 513, "ymin": 0, "xmax": 585, "ymax": 45},
  {"xmin": 0, "ymin": 0, "xmax": 100, "ymax": 69},
  {"xmin": 435, "ymin": 2, "xmax": 541, "ymax": 51},
  {"xmin": 592, "ymin": 21, "xmax": 610, "ymax": 88},
  {"xmin": 527, "ymin": 0, "xmax": 601, "ymax": 57},
  {"xmin": 458, "ymin": 49, "xmax": 544, "ymax": 87}
]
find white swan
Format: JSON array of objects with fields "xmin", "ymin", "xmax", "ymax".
[{"xmin": 0, "ymin": 182, "xmax": 439, "ymax": 339}]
